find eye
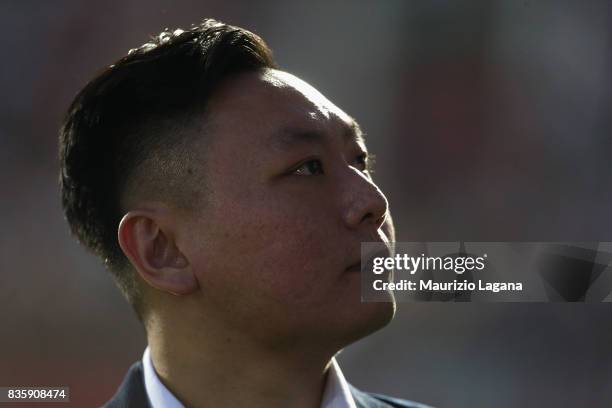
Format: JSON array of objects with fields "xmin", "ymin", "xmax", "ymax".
[
  {"xmin": 353, "ymin": 152, "xmax": 372, "ymax": 173},
  {"xmin": 292, "ymin": 159, "xmax": 324, "ymax": 176}
]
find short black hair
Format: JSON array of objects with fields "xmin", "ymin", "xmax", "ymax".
[{"xmin": 59, "ymin": 18, "xmax": 276, "ymax": 318}]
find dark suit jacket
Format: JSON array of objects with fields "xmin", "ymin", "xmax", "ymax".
[{"xmin": 103, "ymin": 361, "xmax": 432, "ymax": 408}]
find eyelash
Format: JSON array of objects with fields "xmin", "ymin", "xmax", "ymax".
[{"xmin": 292, "ymin": 153, "xmax": 374, "ymax": 176}]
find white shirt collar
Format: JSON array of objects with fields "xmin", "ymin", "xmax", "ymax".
[
  {"xmin": 142, "ymin": 346, "xmax": 356, "ymax": 408},
  {"xmin": 142, "ymin": 347, "xmax": 184, "ymax": 408},
  {"xmin": 319, "ymin": 357, "xmax": 358, "ymax": 408}
]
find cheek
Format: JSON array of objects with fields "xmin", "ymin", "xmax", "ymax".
[
  {"xmin": 254, "ymin": 228, "xmax": 337, "ymax": 302},
  {"xmin": 249, "ymin": 218, "xmax": 340, "ymax": 302},
  {"xmin": 195, "ymin": 189, "xmax": 343, "ymax": 304}
]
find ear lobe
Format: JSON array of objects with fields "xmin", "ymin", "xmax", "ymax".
[{"xmin": 118, "ymin": 211, "xmax": 199, "ymax": 295}]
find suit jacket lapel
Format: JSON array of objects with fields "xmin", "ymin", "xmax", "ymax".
[
  {"xmin": 103, "ymin": 361, "xmax": 151, "ymax": 408},
  {"xmin": 350, "ymin": 384, "xmax": 396, "ymax": 408}
]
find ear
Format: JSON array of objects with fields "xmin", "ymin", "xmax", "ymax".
[{"xmin": 118, "ymin": 209, "xmax": 199, "ymax": 295}]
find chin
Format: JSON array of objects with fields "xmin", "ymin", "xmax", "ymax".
[
  {"xmin": 336, "ymin": 296, "xmax": 396, "ymax": 348},
  {"xmin": 361, "ymin": 297, "xmax": 396, "ymax": 333}
]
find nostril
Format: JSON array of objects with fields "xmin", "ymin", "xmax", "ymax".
[
  {"xmin": 362, "ymin": 212, "xmax": 385, "ymax": 228},
  {"xmin": 360, "ymin": 212, "xmax": 373, "ymax": 223}
]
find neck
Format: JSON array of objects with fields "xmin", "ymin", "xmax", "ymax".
[{"xmin": 147, "ymin": 319, "xmax": 337, "ymax": 408}]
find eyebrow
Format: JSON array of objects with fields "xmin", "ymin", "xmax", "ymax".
[{"xmin": 268, "ymin": 120, "xmax": 366, "ymax": 151}]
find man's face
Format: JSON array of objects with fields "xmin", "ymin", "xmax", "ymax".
[{"xmin": 180, "ymin": 69, "xmax": 395, "ymax": 349}]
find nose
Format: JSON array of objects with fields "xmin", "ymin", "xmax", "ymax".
[{"xmin": 341, "ymin": 169, "xmax": 389, "ymax": 231}]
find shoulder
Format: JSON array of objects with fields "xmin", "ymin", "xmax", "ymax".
[
  {"xmin": 102, "ymin": 361, "xmax": 150, "ymax": 408},
  {"xmin": 349, "ymin": 383, "xmax": 434, "ymax": 408}
]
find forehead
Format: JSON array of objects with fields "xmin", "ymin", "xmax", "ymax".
[{"xmin": 205, "ymin": 69, "xmax": 361, "ymax": 147}]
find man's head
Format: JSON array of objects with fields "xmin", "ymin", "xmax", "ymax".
[{"xmin": 60, "ymin": 19, "xmax": 395, "ymax": 351}]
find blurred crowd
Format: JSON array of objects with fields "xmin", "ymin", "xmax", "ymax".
[{"xmin": 2, "ymin": 1, "xmax": 612, "ymax": 406}]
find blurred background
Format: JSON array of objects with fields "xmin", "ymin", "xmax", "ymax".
[{"xmin": 2, "ymin": 0, "xmax": 612, "ymax": 407}]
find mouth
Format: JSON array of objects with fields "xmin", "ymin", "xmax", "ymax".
[
  {"xmin": 344, "ymin": 244, "xmax": 392, "ymax": 274},
  {"xmin": 344, "ymin": 262, "xmax": 362, "ymax": 274}
]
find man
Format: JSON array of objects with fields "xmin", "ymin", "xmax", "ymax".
[{"xmin": 59, "ymin": 18, "xmax": 430, "ymax": 408}]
